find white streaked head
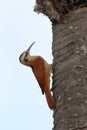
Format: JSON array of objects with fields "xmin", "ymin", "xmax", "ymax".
[{"xmin": 19, "ymin": 41, "xmax": 36, "ymax": 66}]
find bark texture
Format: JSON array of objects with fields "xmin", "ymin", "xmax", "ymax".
[{"xmin": 52, "ymin": 7, "xmax": 87, "ymax": 130}]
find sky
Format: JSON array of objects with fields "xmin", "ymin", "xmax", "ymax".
[{"xmin": 0, "ymin": 0, "xmax": 53, "ymax": 130}]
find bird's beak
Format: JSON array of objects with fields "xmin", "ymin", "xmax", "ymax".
[{"xmin": 26, "ymin": 41, "xmax": 36, "ymax": 54}]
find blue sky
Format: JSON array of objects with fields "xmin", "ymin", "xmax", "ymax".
[{"xmin": 0, "ymin": 0, "xmax": 53, "ymax": 130}]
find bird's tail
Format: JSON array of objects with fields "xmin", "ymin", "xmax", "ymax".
[{"xmin": 45, "ymin": 88, "xmax": 54, "ymax": 110}]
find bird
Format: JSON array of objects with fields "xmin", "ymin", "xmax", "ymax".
[{"xmin": 19, "ymin": 42, "xmax": 54, "ymax": 110}]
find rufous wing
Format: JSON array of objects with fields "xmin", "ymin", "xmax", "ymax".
[{"xmin": 31, "ymin": 57, "xmax": 45, "ymax": 94}]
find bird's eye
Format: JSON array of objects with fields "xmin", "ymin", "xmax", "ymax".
[{"xmin": 24, "ymin": 53, "xmax": 28, "ymax": 61}]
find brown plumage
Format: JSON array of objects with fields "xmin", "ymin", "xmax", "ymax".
[{"xmin": 19, "ymin": 42, "xmax": 54, "ymax": 110}]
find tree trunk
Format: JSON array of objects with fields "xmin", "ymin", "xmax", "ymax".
[{"xmin": 52, "ymin": 7, "xmax": 87, "ymax": 130}]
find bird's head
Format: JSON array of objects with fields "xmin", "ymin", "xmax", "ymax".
[{"xmin": 19, "ymin": 41, "xmax": 36, "ymax": 66}]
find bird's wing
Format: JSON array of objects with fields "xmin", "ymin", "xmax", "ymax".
[{"xmin": 32, "ymin": 57, "xmax": 45, "ymax": 94}]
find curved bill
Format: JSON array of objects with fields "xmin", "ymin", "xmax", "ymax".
[{"xmin": 26, "ymin": 41, "xmax": 36, "ymax": 53}]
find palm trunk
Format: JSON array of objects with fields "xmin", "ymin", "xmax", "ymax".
[{"xmin": 52, "ymin": 7, "xmax": 87, "ymax": 130}]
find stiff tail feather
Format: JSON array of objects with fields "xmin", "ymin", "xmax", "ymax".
[{"xmin": 45, "ymin": 88, "xmax": 54, "ymax": 110}]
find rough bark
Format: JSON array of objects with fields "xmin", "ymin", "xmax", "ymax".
[{"xmin": 52, "ymin": 7, "xmax": 87, "ymax": 130}]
